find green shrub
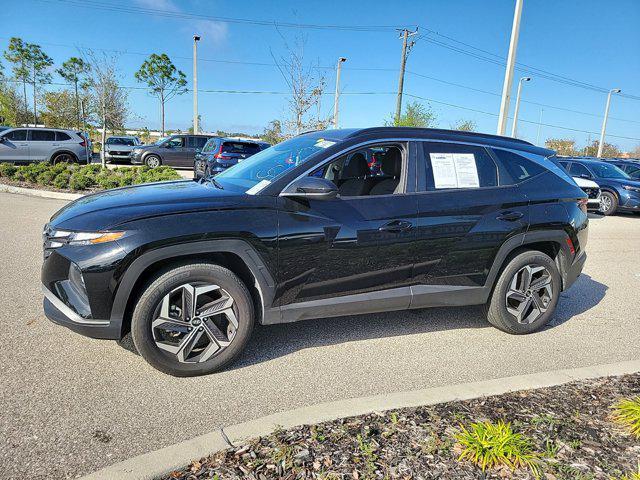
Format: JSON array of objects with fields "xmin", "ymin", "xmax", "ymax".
[
  {"xmin": 13, "ymin": 166, "xmax": 28, "ymax": 182},
  {"xmin": 53, "ymin": 172, "xmax": 71, "ymax": 189},
  {"xmin": 0, "ymin": 163, "xmax": 17, "ymax": 178},
  {"xmin": 455, "ymin": 420, "xmax": 540, "ymax": 475},
  {"xmin": 69, "ymin": 172, "xmax": 95, "ymax": 191},
  {"xmin": 36, "ymin": 170, "xmax": 57, "ymax": 185},
  {"xmin": 613, "ymin": 396, "xmax": 640, "ymax": 438}
]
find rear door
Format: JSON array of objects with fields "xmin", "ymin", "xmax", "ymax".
[
  {"xmin": 0, "ymin": 129, "xmax": 29, "ymax": 162},
  {"xmin": 411, "ymin": 142, "xmax": 529, "ymax": 304},
  {"xmin": 28, "ymin": 129, "xmax": 57, "ymax": 162}
]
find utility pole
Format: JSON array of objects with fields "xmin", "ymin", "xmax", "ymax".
[
  {"xmin": 395, "ymin": 28, "xmax": 417, "ymax": 124},
  {"xmin": 333, "ymin": 57, "xmax": 347, "ymax": 129},
  {"xmin": 597, "ymin": 88, "xmax": 621, "ymax": 157},
  {"xmin": 511, "ymin": 76, "xmax": 531, "ymax": 138},
  {"xmin": 536, "ymin": 107, "xmax": 544, "ymax": 145},
  {"xmin": 193, "ymin": 34, "xmax": 201, "ymax": 134},
  {"xmin": 497, "ymin": 0, "xmax": 524, "ymax": 135}
]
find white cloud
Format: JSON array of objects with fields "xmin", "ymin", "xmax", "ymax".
[
  {"xmin": 135, "ymin": 0, "xmax": 179, "ymax": 11},
  {"xmin": 194, "ymin": 19, "xmax": 228, "ymax": 45}
]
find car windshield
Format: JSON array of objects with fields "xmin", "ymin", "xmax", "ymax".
[
  {"xmin": 107, "ymin": 137, "xmax": 136, "ymax": 146},
  {"xmin": 154, "ymin": 136, "xmax": 170, "ymax": 145},
  {"xmin": 590, "ymin": 162, "xmax": 630, "ymax": 179},
  {"xmin": 215, "ymin": 133, "xmax": 341, "ymax": 189}
]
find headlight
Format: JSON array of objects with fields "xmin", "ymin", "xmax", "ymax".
[
  {"xmin": 622, "ymin": 185, "xmax": 640, "ymax": 193},
  {"xmin": 48, "ymin": 230, "xmax": 125, "ymax": 247}
]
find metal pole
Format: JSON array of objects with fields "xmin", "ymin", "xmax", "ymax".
[
  {"xmin": 536, "ymin": 107, "xmax": 544, "ymax": 145},
  {"xmin": 497, "ymin": 0, "xmax": 524, "ymax": 135},
  {"xmin": 511, "ymin": 76, "xmax": 530, "ymax": 138},
  {"xmin": 333, "ymin": 57, "xmax": 346, "ymax": 129},
  {"xmin": 597, "ymin": 88, "xmax": 621, "ymax": 157},
  {"xmin": 193, "ymin": 35, "xmax": 200, "ymax": 134},
  {"xmin": 395, "ymin": 29, "xmax": 409, "ymax": 124}
]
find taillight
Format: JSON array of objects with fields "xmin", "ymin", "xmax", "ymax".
[
  {"xmin": 79, "ymin": 140, "xmax": 86, "ymax": 147},
  {"xmin": 214, "ymin": 144, "xmax": 231, "ymax": 160},
  {"xmin": 566, "ymin": 237, "xmax": 575, "ymax": 255},
  {"xmin": 578, "ymin": 198, "xmax": 588, "ymax": 214}
]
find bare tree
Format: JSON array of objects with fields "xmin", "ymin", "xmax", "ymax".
[
  {"xmin": 84, "ymin": 51, "xmax": 129, "ymax": 166},
  {"xmin": 271, "ymin": 34, "xmax": 329, "ymax": 135}
]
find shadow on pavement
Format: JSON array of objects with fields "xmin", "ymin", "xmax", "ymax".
[{"xmin": 116, "ymin": 274, "xmax": 607, "ymax": 369}]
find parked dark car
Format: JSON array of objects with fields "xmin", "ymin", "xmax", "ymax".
[
  {"xmin": 194, "ymin": 137, "xmax": 269, "ymax": 179},
  {"xmin": 556, "ymin": 157, "xmax": 640, "ymax": 215},
  {"xmin": 604, "ymin": 158, "xmax": 640, "ymax": 179},
  {"xmin": 42, "ymin": 127, "xmax": 588, "ymax": 376},
  {"xmin": 130, "ymin": 134, "xmax": 215, "ymax": 168}
]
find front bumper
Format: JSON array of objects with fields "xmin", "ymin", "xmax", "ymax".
[
  {"xmin": 619, "ymin": 189, "xmax": 640, "ymax": 211},
  {"xmin": 105, "ymin": 151, "xmax": 133, "ymax": 161}
]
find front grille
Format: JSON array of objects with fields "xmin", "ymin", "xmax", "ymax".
[
  {"xmin": 581, "ymin": 187, "xmax": 600, "ymax": 199},
  {"xmin": 109, "ymin": 151, "xmax": 130, "ymax": 156}
]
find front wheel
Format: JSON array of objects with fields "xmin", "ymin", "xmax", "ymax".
[
  {"xmin": 131, "ymin": 263, "xmax": 254, "ymax": 376},
  {"xmin": 485, "ymin": 250, "xmax": 561, "ymax": 334},
  {"xmin": 599, "ymin": 191, "xmax": 618, "ymax": 215},
  {"xmin": 145, "ymin": 155, "xmax": 161, "ymax": 168}
]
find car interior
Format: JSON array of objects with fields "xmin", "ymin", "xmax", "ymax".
[{"xmin": 311, "ymin": 144, "xmax": 404, "ymax": 197}]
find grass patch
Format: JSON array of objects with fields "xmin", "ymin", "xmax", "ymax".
[
  {"xmin": 612, "ymin": 397, "xmax": 640, "ymax": 438},
  {"xmin": 455, "ymin": 420, "xmax": 540, "ymax": 475},
  {"xmin": 0, "ymin": 162, "xmax": 181, "ymax": 191}
]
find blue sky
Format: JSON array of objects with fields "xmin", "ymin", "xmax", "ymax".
[{"xmin": 2, "ymin": 0, "xmax": 639, "ymax": 150}]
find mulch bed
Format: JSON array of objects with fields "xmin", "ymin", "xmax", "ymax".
[{"xmin": 164, "ymin": 374, "xmax": 640, "ymax": 479}]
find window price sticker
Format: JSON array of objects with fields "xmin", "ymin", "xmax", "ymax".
[{"xmin": 430, "ymin": 153, "xmax": 480, "ymax": 189}]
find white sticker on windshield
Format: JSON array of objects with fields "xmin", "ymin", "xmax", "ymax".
[
  {"xmin": 430, "ymin": 153, "xmax": 479, "ymax": 189},
  {"xmin": 315, "ymin": 139, "xmax": 336, "ymax": 149},
  {"xmin": 246, "ymin": 179, "xmax": 271, "ymax": 195}
]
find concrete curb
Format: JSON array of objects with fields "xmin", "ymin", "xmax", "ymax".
[
  {"xmin": 80, "ymin": 359, "xmax": 640, "ymax": 480},
  {"xmin": 0, "ymin": 183, "xmax": 82, "ymax": 200}
]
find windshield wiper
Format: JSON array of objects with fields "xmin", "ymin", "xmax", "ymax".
[{"xmin": 206, "ymin": 176, "xmax": 224, "ymax": 189}]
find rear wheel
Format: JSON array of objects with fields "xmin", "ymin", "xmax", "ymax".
[
  {"xmin": 485, "ymin": 250, "xmax": 561, "ymax": 334},
  {"xmin": 599, "ymin": 191, "xmax": 618, "ymax": 215},
  {"xmin": 131, "ymin": 263, "xmax": 254, "ymax": 376},
  {"xmin": 145, "ymin": 155, "xmax": 161, "ymax": 168},
  {"xmin": 52, "ymin": 152, "xmax": 76, "ymax": 165}
]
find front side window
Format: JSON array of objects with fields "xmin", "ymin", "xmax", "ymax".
[
  {"xmin": 568, "ymin": 163, "xmax": 592, "ymax": 178},
  {"xmin": 3, "ymin": 129, "xmax": 28, "ymax": 141},
  {"xmin": 167, "ymin": 136, "xmax": 185, "ymax": 148},
  {"xmin": 308, "ymin": 144, "xmax": 405, "ymax": 197},
  {"xmin": 30, "ymin": 130, "xmax": 56, "ymax": 141},
  {"xmin": 589, "ymin": 162, "xmax": 629, "ymax": 179},
  {"xmin": 216, "ymin": 132, "xmax": 343, "ymax": 188},
  {"xmin": 422, "ymin": 142, "xmax": 497, "ymax": 190}
]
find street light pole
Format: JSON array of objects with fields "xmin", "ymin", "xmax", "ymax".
[
  {"xmin": 193, "ymin": 34, "xmax": 201, "ymax": 134},
  {"xmin": 511, "ymin": 76, "xmax": 531, "ymax": 138},
  {"xmin": 333, "ymin": 57, "xmax": 347, "ymax": 129},
  {"xmin": 497, "ymin": 0, "xmax": 524, "ymax": 136},
  {"xmin": 597, "ymin": 88, "xmax": 621, "ymax": 157}
]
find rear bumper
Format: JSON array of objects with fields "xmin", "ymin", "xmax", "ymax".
[
  {"xmin": 42, "ymin": 284, "xmax": 121, "ymax": 339},
  {"xmin": 564, "ymin": 251, "xmax": 587, "ymax": 291}
]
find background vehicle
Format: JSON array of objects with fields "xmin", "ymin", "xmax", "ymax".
[
  {"xmin": 194, "ymin": 137, "xmax": 269, "ymax": 179},
  {"xmin": 556, "ymin": 157, "xmax": 640, "ymax": 215},
  {"xmin": 0, "ymin": 126, "xmax": 10, "ymax": 134},
  {"xmin": 572, "ymin": 176, "xmax": 601, "ymax": 211},
  {"xmin": 130, "ymin": 134, "xmax": 214, "ymax": 168},
  {"xmin": 42, "ymin": 128, "xmax": 588, "ymax": 376},
  {"xmin": 104, "ymin": 136, "xmax": 141, "ymax": 163},
  {"xmin": 604, "ymin": 158, "xmax": 640, "ymax": 179},
  {"xmin": 0, "ymin": 127, "xmax": 89, "ymax": 164}
]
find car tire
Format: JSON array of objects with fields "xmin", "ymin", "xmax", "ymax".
[
  {"xmin": 51, "ymin": 152, "xmax": 77, "ymax": 165},
  {"xmin": 599, "ymin": 191, "xmax": 618, "ymax": 215},
  {"xmin": 145, "ymin": 155, "xmax": 161, "ymax": 168},
  {"xmin": 484, "ymin": 250, "xmax": 561, "ymax": 335},
  {"xmin": 131, "ymin": 263, "xmax": 254, "ymax": 377}
]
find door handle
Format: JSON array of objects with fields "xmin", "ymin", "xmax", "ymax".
[
  {"xmin": 379, "ymin": 219, "xmax": 413, "ymax": 233},
  {"xmin": 497, "ymin": 211, "xmax": 524, "ymax": 221}
]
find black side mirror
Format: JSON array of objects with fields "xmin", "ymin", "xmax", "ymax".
[
  {"xmin": 280, "ymin": 176, "xmax": 338, "ymax": 200},
  {"xmin": 0, "ymin": 136, "xmax": 6, "ymax": 143}
]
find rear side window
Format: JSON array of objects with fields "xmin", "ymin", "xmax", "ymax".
[
  {"xmin": 491, "ymin": 149, "xmax": 546, "ymax": 185},
  {"xmin": 202, "ymin": 139, "xmax": 217, "ymax": 152},
  {"xmin": 189, "ymin": 137, "xmax": 209, "ymax": 149},
  {"xmin": 56, "ymin": 132, "xmax": 71, "ymax": 141},
  {"xmin": 421, "ymin": 142, "xmax": 497, "ymax": 190},
  {"xmin": 4, "ymin": 129, "xmax": 27, "ymax": 141},
  {"xmin": 30, "ymin": 130, "xmax": 56, "ymax": 141},
  {"xmin": 222, "ymin": 142, "xmax": 261, "ymax": 155}
]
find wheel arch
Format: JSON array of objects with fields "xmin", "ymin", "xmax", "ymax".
[
  {"xmin": 111, "ymin": 240, "xmax": 277, "ymax": 338},
  {"xmin": 50, "ymin": 150, "xmax": 79, "ymax": 164}
]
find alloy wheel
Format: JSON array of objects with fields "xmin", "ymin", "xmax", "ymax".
[
  {"xmin": 54, "ymin": 153, "xmax": 72, "ymax": 164},
  {"xmin": 600, "ymin": 194, "xmax": 612, "ymax": 214},
  {"xmin": 151, "ymin": 283, "xmax": 238, "ymax": 363},
  {"xmin": 505, "ymin": 264, "xmax": 553, "ymax": 324},
  {"xmin": 146, "ymin": 156, "xmax": 160, "ymax": 168}
]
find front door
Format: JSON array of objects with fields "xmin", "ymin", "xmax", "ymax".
[
  {"xmin": 275, "ymin": 142, "xmax": 419, "ymax": 317},
  {"xmin": 411, "ymin": 142, "xmax": 529, "ymax": 307},
  {"xmin": 0, "ymin": 129, "xmax": 29, "ymax": 162},
  {"xmin": 162, "ymin": 136, "xmax": 188, "ymax": 166}
]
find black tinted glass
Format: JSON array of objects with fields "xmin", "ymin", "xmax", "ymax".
[
  {"xmin": 56, "ymin": 132, "xmax": 71, "ymax": 141},
  {"xmin": 222, "ymin": 142, "xmax": 261, "ymax": 155},
  {"xmin": 189, "ymin": 137, "xmax": 209, "ymax": 148},
  {"xmin": 492, "ymin": 149, "xmax": 545, "ymax": 184},
  {"xmin": 568, "ymin": 163, "xmax": 591, "ymax": 177},
  {"xmin": 30, "ymin": 130, "xmax": 56, "ymax": 141},
  {"xmin": 4, "ymin": 129, "xmax": 27, "ymax": 141}
]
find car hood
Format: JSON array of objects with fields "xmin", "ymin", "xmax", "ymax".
[
  {"xmin": 573, "ymin": 177, "xmax": 599, "ymax": 188},
  {"xmin": 50, "ymin": 180, "xmax": 245, "ymax": 231}
]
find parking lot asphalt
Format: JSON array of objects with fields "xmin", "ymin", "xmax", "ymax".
[{"xmin": 1, "ymin": 192, "xmax": 639, "ymax": 479}]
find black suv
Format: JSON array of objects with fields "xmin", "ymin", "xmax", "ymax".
[
  {"xmin": 130, "ymin": 134, "xmax": 215, "ymax": 168},
  {"xmin": 42, "ymin": 128, "xmax": 588, "ymax": 376}
]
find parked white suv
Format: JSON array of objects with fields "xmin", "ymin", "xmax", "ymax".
[
  {"xmin": 573, "ymin": 176, "xmax": 601, "ymax": 210},
  {"xmin": 0, "ymin": 127, "xmax": 90, "ymax": 164},
  {"xmin": 104, "ymin": 135, "xmax": 141, "ymax": 163}
]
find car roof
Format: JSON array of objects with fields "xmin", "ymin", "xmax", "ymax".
[
  {"xmin": 3, "ymin": 126, "xmax": 77, "ymax": 133},
  {"xmin": 310, "ymin": 127, "xmax": 554, "ymax": 157}
]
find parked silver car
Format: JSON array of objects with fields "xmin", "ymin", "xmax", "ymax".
[
  {"xmin": 104, "ymin": 135, "xmax": 141, "ymax": 163},
  {"xmin": 0, "ymin": 127, "xmax": 90, "ymax": 164}
]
